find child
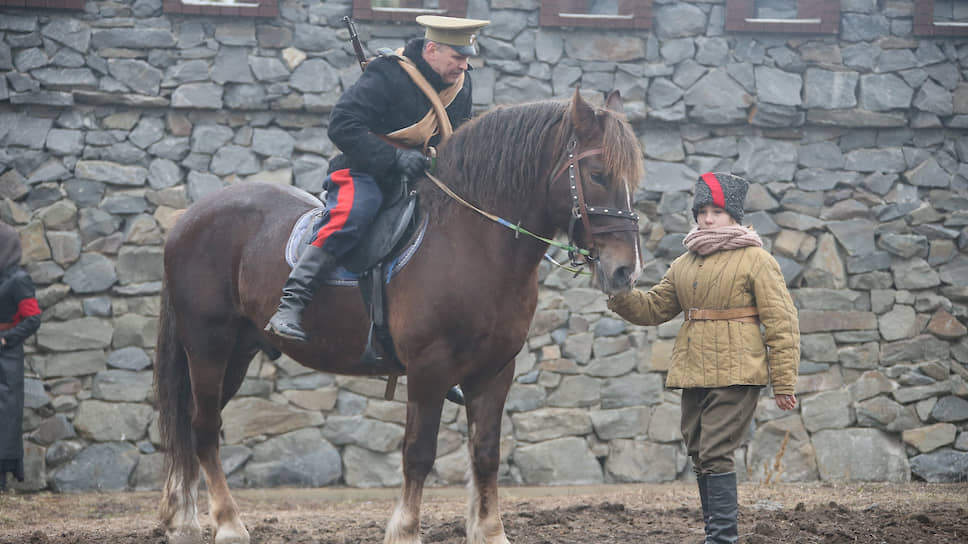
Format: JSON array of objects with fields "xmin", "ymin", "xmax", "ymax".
[{"xmin": 607, "ymin": 172, "xmax": 800, "ymax": 544}]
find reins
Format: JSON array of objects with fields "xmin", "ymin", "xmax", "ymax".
[
  {"xmin": 424, "ymin": 170, "xmax": 591, "ymax": 258},
  {"xmin": 423, "ymin": 136, "xmax": 639, "ymax": 276}
]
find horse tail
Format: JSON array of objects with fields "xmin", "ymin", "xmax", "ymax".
[{"xmin": 154, "ymin": 285, "xmax": 198, "ymax": 518}]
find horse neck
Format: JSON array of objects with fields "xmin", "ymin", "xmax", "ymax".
[
  {"xmin": 430, "ymin": 196, "xmax": 554, "ymax": 282},
  {"xmin": 421, "ymin": 108, "xmax": 571, "ymax": 279}
]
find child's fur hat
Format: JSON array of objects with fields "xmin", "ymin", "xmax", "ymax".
[{"xmin": 692, "ymin": 172, "xmax": 749, "ymax": 223}]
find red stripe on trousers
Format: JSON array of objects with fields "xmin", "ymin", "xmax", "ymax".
[
  {"xmin": 701, "ymin": 172, "xmax": 726, "ymax": 209},
  {"xmin": 312, "ymin": 169, "xmax": 355, "ymax": 248}
]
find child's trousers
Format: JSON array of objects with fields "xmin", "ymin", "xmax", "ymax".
[{"xmin": 681, "ymin": 385, "xmax": 762, "ymax": 475}]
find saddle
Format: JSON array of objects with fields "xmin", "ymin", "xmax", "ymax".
[
  {"xmin": 289, "ymin": 177, "xmax": 421, "ymax": 372},
  {"xmin": 342, "ymin": 180, "xmax": 418, "ymax": 371}
]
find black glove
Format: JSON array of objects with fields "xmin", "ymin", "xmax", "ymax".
[{"xmin": 393, "ymin": 148, "xmax": 428, "ymax": 179}]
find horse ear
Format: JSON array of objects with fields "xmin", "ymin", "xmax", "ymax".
[
  {"xmin": 570, "ymin": 87, "xmax": 598, "ymax": 135},
  {"xmin": 605, "ymin": 90, "xmax": 624, "ymax": 113}
]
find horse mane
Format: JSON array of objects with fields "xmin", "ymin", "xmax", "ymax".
[
  {"xmin": 423, "ymin": 97, "xmax": 642, "ymax": 224},
  {"xmin": 596, "ymin": 102, "xmax": 643, "ymax": 196}
]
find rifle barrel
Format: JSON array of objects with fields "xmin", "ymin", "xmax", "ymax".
[{"xmin": 342, "ymin": 16, "xmax": 368, "ymax": 72}]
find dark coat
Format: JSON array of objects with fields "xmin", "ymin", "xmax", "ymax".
[
  {"xmin": 0, "ymin": 264, "xmax": 41, "ymax": 481},
  {"xmin": 327, "ymin": 38, "xmax": 474, "ymax": 180}
]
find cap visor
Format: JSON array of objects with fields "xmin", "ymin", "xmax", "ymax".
[{"xmin": 451, "ymin": 44, "xmax": 477, "ymax": 56}]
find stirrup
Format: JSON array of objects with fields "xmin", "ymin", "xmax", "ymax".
[
  {"xmin": 264, "ymin": 314, "xmax": 309, "ymax": 342},
  {"xmin": 360, "ymin": 324, "xmax": 405, "ymax": 372},
  {"xmin": 446, "ymin": 385, "xmax": 465, "ymax": 405}
]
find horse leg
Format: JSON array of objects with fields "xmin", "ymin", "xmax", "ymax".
[
  {"xmin": 191, "ymin": 329, "xmax": 257, "ymax": 544},
  {"xmin": 465, "ymin": 362, "xmax": 515, "ymax": 544},
  {"xmin": 174, "ymin": 314, "xmax": 252, "ymax": 544},
  {"xmin": 385, "ymin": 392, "xmax": 445, "ymax": 544}
]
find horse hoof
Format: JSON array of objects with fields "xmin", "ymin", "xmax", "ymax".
[
  {"xmin": 166, "ymin": 527, "xmax": 204, "ymax": 544},
  {"xmin": 214, "ymin": 524, "xmax": 250, "ymax": 544}
]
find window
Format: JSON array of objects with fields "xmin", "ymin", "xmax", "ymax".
[
  {"xmin": 914, "ymin": 0, "xmax": 968, "ymax": 36},
  {"xmin": 0, "ymin": 0, "xmax": 84, "ymax": 9},
  {"xmin": 725, "ymin": 0, "xmax": 839, "ymax": 34},
  {"xmin": 352, "ymin": 0, "xmax": 468, "ymax": 22},
  {"xmin": 162, "ymin": 0, "xmax": 279, "ymax": 17},
  {"xmin": 540, "ymin": 0, "xmax": 652, "ymax": 29}
]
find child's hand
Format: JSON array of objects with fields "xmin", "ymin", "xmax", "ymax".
[
  {"xmin": 775, "ymin": 394, "xmax": 796, "ymax": 410},
  {"xmin": 606, "ymin": 290, "xmax": 634, "ymax": 309}
]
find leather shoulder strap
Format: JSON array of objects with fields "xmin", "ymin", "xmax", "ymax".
[{"xmin": 388, "ymin": 48, "xmax": 463, "ymax": 146}]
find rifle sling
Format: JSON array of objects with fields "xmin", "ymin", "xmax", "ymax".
[{"xmin": 381, "ymin": 48, "xmax": 463, "ymax": 150}]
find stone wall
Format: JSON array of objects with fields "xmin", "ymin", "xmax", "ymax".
[{"xmin": 2, "ymin": 0, "xmax": 967, "ymax": 492}]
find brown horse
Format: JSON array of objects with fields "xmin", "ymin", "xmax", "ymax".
[{"xmin": 154, "ymin": 90, "xmax": 644, "ymax": 544}]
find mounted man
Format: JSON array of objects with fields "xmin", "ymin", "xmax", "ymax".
[{"xmin": 265, "ymin": 14, "xmax": 489, "ymax": 343}]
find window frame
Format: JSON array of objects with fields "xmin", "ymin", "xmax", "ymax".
[
  {"xmin": 913, "ymin": 0, "xmax": 968, "ymax": 36},
  {"xmin": 162, "ymin": 0, "xmax": 279, "ymax": 18},
  {"xmin": 351, "ymin": 0, "xmax": 468, "ymax": 23},
  {"xmin": 0, "ymin": 0, "xmax": 84, "ymax": 9},
  {"xmin": 725, "ymin": 0, "xmax": 839, "ymax": 34},
  {"xmin": 539, "ymin": 0, "xmax": 652, "ymax": 30}
]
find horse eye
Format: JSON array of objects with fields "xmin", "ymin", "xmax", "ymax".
[{"xmin": 590, "ymin": 172, "xmax": 607, "ymax": 186}]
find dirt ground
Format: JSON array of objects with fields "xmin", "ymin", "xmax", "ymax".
[{"xmin": 0, "ymin": 482, "xmax": 966, "ymax": 544}]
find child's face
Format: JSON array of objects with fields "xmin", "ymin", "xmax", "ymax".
[{"xmin": 696, "ymin": 204, "xmax": 736, "ymax": 230}]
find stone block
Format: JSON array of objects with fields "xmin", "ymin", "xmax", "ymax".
[
  {"xmin": 516, "ymin": 436, "xmax": 604, "ymax": 485},
  {"xmin": 903, "ymin": 422, "xmax": 957, "ymax": 453},
  {"xmin": 747, "ymin": 415, "xmax": 818, "ymax": 482},
  {"xmin": 812, "ymin": 428, "xmax": 910, "ymax": 482},
  {"xmin": 798, "ymin": 311, "xmax": 877, "ymax": 333}
]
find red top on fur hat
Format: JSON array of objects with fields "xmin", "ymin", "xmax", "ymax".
[{"xmin": 700, "ymin": 172, "xmax": 726, "ymax": 209}]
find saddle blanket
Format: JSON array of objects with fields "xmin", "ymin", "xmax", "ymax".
[{"xmin": 284, "ymin": 207, "xmax": 427, "ymax": 286}]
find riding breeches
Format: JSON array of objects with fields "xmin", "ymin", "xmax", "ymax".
[
  {"xmin": 311, "ymin": 168, "xmax": 384, "ymax": 257},
  {"xmin": 680, "ymin": 385, "xmax": 761, "ymax": 475}
]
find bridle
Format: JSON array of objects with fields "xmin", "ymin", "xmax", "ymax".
[
  {"xmin": 550, "ymin": 137, "xmax": 639, "ymax": 269},
  {"xmin": 423, "ymin": 137, "xmax": 639, "ymax": 275}
]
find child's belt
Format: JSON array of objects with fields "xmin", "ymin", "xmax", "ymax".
[
  {"xmin": 684, "ymin": 307, "xmax": 759, "ymax": 324},
  {"xmin": 0, "ymin": 322, "xmax": 15, "ymax": 331}
]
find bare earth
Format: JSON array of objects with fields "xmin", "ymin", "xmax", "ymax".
[{"xmin": 1, "ymin": 482, "xmax": 966, "ymax": 544}]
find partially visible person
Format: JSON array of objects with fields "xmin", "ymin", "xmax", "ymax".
[
  {"xmin": 606, "ymin": 173, "xmax": 800, "ymax": 544},
  {"xmin": 0, "ymin": 222, "xmax": 41, "ymax": 492}
]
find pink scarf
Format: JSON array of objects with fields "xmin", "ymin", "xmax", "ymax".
[{"xmin": 683, "ymin": 225, "xmax": 762, "ymax": 256}]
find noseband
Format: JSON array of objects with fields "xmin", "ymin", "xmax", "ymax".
[{"xmin": 552, "ymin": 138, "xmax": 639, "ymax": 268}]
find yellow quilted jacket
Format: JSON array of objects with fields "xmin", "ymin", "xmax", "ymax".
[{"xmin": 607, "ymin": 246, "xmax": 800, "ymax": 395}]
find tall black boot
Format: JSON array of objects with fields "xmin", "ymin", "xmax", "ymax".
[
  {"xmin": 704, "ymin": 471, "xmax": 738, "ymax": 544},
  {"xmin": 265, "ymin": 244, "xmax": 338, "ymax": 342},
  {"xmin": 697, "ymin": 473, "xmax": 710, "ymax": 537}
]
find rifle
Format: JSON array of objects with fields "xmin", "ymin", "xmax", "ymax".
[{"xmin": 342, "ymin": 16, "xmax": 368, "ymax": 72}]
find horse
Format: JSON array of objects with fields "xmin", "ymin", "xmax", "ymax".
[{"xmin": 154, "ymin": 89, "xmax": 645, "ymax": 544}]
